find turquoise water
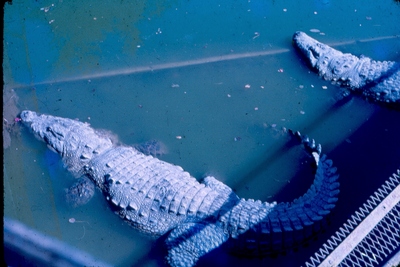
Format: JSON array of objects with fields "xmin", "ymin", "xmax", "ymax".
[{"xmin": 4, "ymin": 1, "xmax": 400, "ymax": 266}]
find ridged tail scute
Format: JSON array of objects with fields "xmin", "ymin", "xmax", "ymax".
[{"xmin": 227, "ymin": 130, "xmax": 339, "ymax": 256}]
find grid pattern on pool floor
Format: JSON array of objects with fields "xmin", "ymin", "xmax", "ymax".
[{"xmin": 304, "ymin": 170, "xmax": 400, "ymax": 267}]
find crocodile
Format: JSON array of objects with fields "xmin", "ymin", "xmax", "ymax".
[
  {"xmin": 292, "ymin": 31, "xmax": 400, "ymax": 107},
  {"xmin": 20, "ymin": 110, "xmax": 340, "ymax": 267}
]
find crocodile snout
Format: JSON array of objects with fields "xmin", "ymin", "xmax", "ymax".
[{"xmin": 20, "ymin": 110, "xmax": 38, "ymax": 124}]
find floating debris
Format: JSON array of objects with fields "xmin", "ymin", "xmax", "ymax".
[
  {"xmin": 227, "ymin": 94, "xmax": 231, "ymax": 98},
  {"xmin": 68, "ymin": 218, "xmax": 89, "ymax": 225},
  {"xmin": 278, "ymin": 68, "xmax": 284, "ymax": 73},
  {"xmin": 300, "ymin": 110, "xmax": 305, "ymax": 114},
  {"xmin": 322, "ymin": 85, "xmax": 328, "ymax": 90},
  {"xmin": 176, "ymin": 136, "xmax": 182, "ymax": 140},
  {"xmin": 254, "ymin": 107, "xmax": 259, "ymax": 111},
  {"xmin": 310, "ymin": 29, "xmax": 320, "ymax": 33},
  {"xmin": 40, "ymin": 4, "xmax": 54, "ymax": 12},
  {"xmin": 171, "ymin": 84, "xmax": 180, "ymax": 88},
  {"xmin": 244, "ymin": 84, "xmax": 251, "ymax": 89}
]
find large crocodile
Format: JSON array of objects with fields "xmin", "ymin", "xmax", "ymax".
[
  {"xmin": 20, "ymin": 110, "xmax": 340, "ymax": 267},
  {"xmin": 292, "ymin": 31, "xmax": 400, "ymax": 107}
]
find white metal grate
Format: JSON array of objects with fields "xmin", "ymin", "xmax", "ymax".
[{"xmin": 304, "ymin": 170, "xmax": 400, "ymax": 267}]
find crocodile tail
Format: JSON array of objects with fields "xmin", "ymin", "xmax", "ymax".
[
  {"xmin": 227, "ymin": 130, "xmax": 339, "ymax": 256},
  {"xmin": 267, "ymin": 153, "xmax": 339, "ymax": 250}
]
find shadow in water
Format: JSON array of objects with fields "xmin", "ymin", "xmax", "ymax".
[
  {"xmin": 135, "ymin": 132, "xmax": 340, "ymax": 266},
  {"xmin": 139, "ymin": 100, "xmax": 400, "ymax": 267}
]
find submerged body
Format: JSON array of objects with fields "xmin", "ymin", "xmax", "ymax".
[
  {"xmin": 20, "ymin": 110, "xmax": 339, "ymax": 267},
  {"xmin": 65, "ymin": 177, "xmax": 95, "ymax": 208},
  {"xmin": 293, "ymin": 31, "xmax": 400, "ymax": 106}
]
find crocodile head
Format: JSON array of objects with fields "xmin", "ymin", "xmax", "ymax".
[
  {"xmin": 20, "ymin": 110, "xmax": 113, "ymax": 176},
  {"xmin": 292, "ymin": 31, "xmax": 353, "ymax": 70},
  {"xmin": 293, "ymin": 31, "xmax": 363, "ymax": 88},
  {"xmin": 20, "ymin": 110, "xmax": 72, "ymax": 155}
]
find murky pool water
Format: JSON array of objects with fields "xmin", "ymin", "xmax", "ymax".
[{"xmin": 4, "ymin": 1, "xmax": 400, "ymax": 266}]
